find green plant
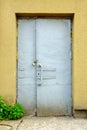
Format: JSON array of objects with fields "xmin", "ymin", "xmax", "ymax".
[
  {"xmin": 0, "ymin": 96, "xmax": 10, "ymax": 120},
  {"xmin": 8, "ymin": 103, "xmax": 24, "ymax": 120},
  {"xmin": 0, "ymin": 96, "xmax": 24, "ymax": 120}
]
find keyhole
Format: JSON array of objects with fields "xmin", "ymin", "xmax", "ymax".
[{"xmin": 38, "ymin": 73, "xmax": 39, "ymax": 75}]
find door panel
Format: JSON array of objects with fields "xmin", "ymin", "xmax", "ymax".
[
  {"xmin": 17, "ymin": 19, "xmax": 36, "ymax": 115},
  {"xmin": 36, "ymin": 19, "xmax": 71, "ymax": 116}
]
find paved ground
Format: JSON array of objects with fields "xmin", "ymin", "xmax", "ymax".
[{"xmin": 0, "ymin": 116, "xmax": 87, "ymax": 130}]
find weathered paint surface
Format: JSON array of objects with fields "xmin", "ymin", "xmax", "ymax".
[
  {"xmin": 0, "ymin": 0, "xmax": 87, "ymax": 112},
  {"xmin": 36, "ymin": 19, "xmax": 71, "ymax": 116},
  {"xmin": 18, "ymin": 19, "xmax": 71, "ymax": 116},
  {"xmin": 18, "ymin": 19, "xmax": 36, "ymax": 115}
]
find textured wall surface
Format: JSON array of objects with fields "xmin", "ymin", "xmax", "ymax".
[{"xmin": 0, "ymin": 0, "xmax": 87, "ymax": 111}]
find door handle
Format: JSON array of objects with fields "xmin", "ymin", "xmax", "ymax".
[{"xmin": 32, "ymin": 60, "xmax": 38, "ymax": 66}]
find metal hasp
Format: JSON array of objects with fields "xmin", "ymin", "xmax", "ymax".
[
  {"xmin": 37, "ymin": 62, "xmax": 42, "ymax": 86},
  {"xmin": 32, "ymin": 60, "xmax": 42, "ymax": 86}
]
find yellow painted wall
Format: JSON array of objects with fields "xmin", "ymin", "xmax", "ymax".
[{"xmin": 0, "ymin": 0, "xmax": 87, "ymax": 110}]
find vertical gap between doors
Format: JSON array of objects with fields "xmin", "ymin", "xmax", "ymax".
[{"xmin": 35, "ymin": 18, "xmax": 37, "ymax": 116}]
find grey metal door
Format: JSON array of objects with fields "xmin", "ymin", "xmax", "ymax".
[{"xmin": 17, "ymin": 18, "xmax": 72, "ymax": 116}]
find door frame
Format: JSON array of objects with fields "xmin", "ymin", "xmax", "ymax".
[{"xmin": 16, "ymin": 15, "xmax": 73, "ymax": 116}]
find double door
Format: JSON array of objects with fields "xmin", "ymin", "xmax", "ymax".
[{"xmin": 17, "ymin": 18, "xmax": 72, "ymax": 116}]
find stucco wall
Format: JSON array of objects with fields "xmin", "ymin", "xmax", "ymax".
[{"xmin": 0, "ymin": 0, "xmax": 87, "ymax": 111}]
